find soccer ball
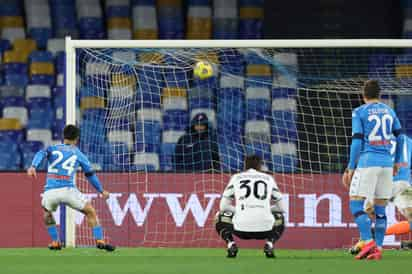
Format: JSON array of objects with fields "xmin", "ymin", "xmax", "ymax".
[{"xmin": 193, "ymin": 61, "xmax": 214, "ymax": 80}]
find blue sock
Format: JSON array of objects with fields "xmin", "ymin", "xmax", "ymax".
[
  {"xmin": 47, "ymin": 225, "xmax": 59, "ymax": 242},
  {"xmin": 374, "ymin": 205, "xmax": 387, "ymax": 247},
  {"xmin": 92, "ymin": 226, "xmax": 103, "ymax": 241},
  {"xmin": 410, "ymin": 221, "xmax": 412, "ymax": 232},
  {"xmin": 350, "ymin": 200, "xmax": 372, "ymax": 241}
]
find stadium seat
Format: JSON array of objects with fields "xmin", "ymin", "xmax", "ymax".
[
  {"xmin": 271, "ymin": 142, "xmax": 297, "ymax": 172},
  {"xmin": 160, "ymin": 129, "xmax": 185, "ymax": 171},
  {"xmin": 26, "ymin": 128, "xmax": 52, "ymax": 147},
  {"xmin": 20, "ymin": 140, "xmax": 45, "ymax": 169},
  {"xmin": 186, "ymin": 4, "xmax": 212, "ymax": 39},
  {"xmin": 0, "ymin": 141, "xmax": 21, "ymax": 170},
  {"xmin": 246, "ymin": 87, "xmax": 271, "ymax": 120},
  {"xmin": 2, "ymin": 105, "xmax": 28, "ymax": 127},
  {"xmin": 157, "ymin": 0, "xmax": 184, "ymax": 39},
  {"xmin": 47, "ymin": 38, "xmax": 65, "ymax": 56},
  {"xmin": 26, "ymin": 84, "xmax": 51, "ymax": 100},
  {"xmin": 109, "ymin": 142, "xmax": 132, "ymax": 171},
  {"xmin": 0, "ymin": 118, "xmax": 23, "ymax": 143},
  {"xmin": 107, "ymin": 129, "xmax": 134, "ymax": 151},
  {"xmin": 0, "ymin": 85, "xmax": 25, "ymax": 98},
  {"xmin": 213, "ymin": 0, "xmax": 238, "ymax": 39},
  {"xmin": 133, "ymin": 152, "xmax": 159, "ymax": 171},
  {"xmin": 245, "ymin": 120, "xmax": 271, "ymax": 144},
  {"xmin": 132, "ymin": 4, "xmax": 157, "ymax": 39},
  {"xmin": 162, "ymin": 110, "xmax": 189, "ymax": 131},
  {"xmin": 135, "ymin": 121, "xmax": 161, "ymax": 152},
  {"xmin": 162, "ymin": 88, "xmax": 188, "ymax": 111}
]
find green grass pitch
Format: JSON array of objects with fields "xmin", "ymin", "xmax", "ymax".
[{"xmin": 0, "ymin": 248, "xmax": 411, "ymax": 274}]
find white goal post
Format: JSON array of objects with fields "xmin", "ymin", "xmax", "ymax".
[{"xmin": 65, "ymin": 37, "xmax": 412, "ymax": 248}]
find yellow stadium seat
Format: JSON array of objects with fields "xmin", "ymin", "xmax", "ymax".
[
  {"xmin": 3, "ymin": 50, "xmax": 27, "ymax": 63},
  {"xmin": 111, "ymin": 74, "xmax": 136, "ymax": 87},
  {"xmin": 162, "ymin": 87, "xmax": 187, "ymax": 98},
  {"xmin": 30, "ymin": 62, "xmax": 55, "ymax": 75},
  {"xmin": 108, "ymin": 17, "xmax": 132, "ymax": 29},
  {"xmin": 80, "ymin": 97, "xmax": 105, "ymax": 110},
  {"xmin": 0, "ymin": 118, "xmax": 22, "ymax": 130},
  {"xmin": 395, "ymin": 65, "xmax": 412, "ymax": 78},
  {"xmin": 239, "ymin": 7, "xmax": 264, "ymax": 19},
  {"xmin": 186, "ymin": 18, "xmax": 212, "ymax": 39},
  {"xmin": 247, "ymin": 64, "xmax": 272, "ymax": 77},
  {"xmin": 13, "ymin": 38, "xmax": 37, "ymax": 52},
  {"xmin": 0, "ymin": 16, "xmax": 24, "ymax": 29},
  {"xmin": 157, "ymin": 0, "xmax": 181, "ymax": 6},
  {"xmin": 195, "ymin": 51, "xmax": 219, "ymax": 64},
  {"xmin": 139, "ymin": 52, "xmax": 163, "ymax": 63},
  {"xmin": 133, "ymin": 29, "xmax": 158, "ymax": 40}
]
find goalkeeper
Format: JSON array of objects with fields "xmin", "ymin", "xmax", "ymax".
[
  {"xmin": 27, "ymin": 125, "xmax": 115, "ymax": 251},
  {"xmin": 215, "ymin": 155, "xmax": 285, "ymax": 258}
]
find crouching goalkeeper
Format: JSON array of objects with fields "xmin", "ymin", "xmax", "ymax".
[{"xmin": 214, "ymin": 155, "xmax": 285, "ymax": 258}]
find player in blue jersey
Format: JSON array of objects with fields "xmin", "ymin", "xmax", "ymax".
[
  {"xmin": 27, "ymin": 125, "xmax": 115, "ymax": 251},
  {"xmin": 351, "ymin": 135, "xmax": 412, "ymax": 254},
  {"xmin": 385, "ymin": 135, "xmax": 412, "ymax": 249},
  {"xmin": 342, "ymin": 80, "xmax": 404, "ymax": 260}
]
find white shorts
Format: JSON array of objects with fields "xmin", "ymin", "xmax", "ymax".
[
  {"xmin": 349, "ymin": 167, "xmax": 393, "ymax": 199},
  {"xmin": 392, "ymin": 181, "xmax": 412, "ymax": 212},
  {"xmin": 42, "ymin": 187, "xmax": 88, "ymax": 212}
]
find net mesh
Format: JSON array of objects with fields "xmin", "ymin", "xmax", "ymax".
[{"xmin": 72, "ymin": 46, "xmax": 412, "ymax": 248}]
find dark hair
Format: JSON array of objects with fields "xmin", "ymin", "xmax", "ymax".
[
  {"xmin": 363, "ymin": 80, "xmax": 380, "ymax": 99},
  {"xmin": 63, "ymin": 125, "xmax": 80, "ymax": 141},
  {"xmin": 244, "ymin": 155, "xmax": 262, "ymax": 170}
]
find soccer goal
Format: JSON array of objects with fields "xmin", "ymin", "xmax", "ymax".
[{"xmin": 65, "ymin": 38, "xmax": 412, "ymax": 248}]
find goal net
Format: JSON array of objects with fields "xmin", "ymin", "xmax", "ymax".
[{"xmin": 65, "ymin": 39, "xmax": 412, "ymax": 248}]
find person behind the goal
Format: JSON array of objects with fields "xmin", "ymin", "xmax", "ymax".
[
  {"xmin": 27, "ymin": 125, "xmax": 115, "ymax": 251},
  {"xmin": 215, "ymin": 155, "xmax": 285, "ymax": 258}
]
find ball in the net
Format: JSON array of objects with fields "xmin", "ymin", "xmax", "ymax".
[{"xmin": 193, "ymin": 61, "xmax": 214, "ymax": 80}]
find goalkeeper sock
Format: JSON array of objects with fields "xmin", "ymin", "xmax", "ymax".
[
  {"xmin": 47, "ymin": 225, "xmax": 59, "ymax": 242},
  {"xmin": 374, "ymin": 205, "xmax": 387, "ymax": 247},
  {"xmin": 350, "ymin": 200, "xmax": 372, "ymax": 241},
  {"xmin": 92, "ymin": 225, "xmax": 103, "ymax": 241},
  {"xmin": 386, "ymin": 221, "xmax": 411, "ymax": 235}
]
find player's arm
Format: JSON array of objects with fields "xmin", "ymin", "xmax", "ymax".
[
  {"xmin": 77, "ymin": 150, "xmax": 109, "ymax": 198},
  {"xmin": 343, "ymin": 110, "xmax": 363, "ymax": 188},
  {"xmin": 219, "ymin": 177, "xmax": 236, "ymax": 213},
  {"xmin": 27, "ymin": 147, "xmax": 49, "ymax": 178},
  {"xmin": 393, "ymin": 115, "xmax": 405, "ymax": 175},
  {"xmin": 270, "ymin": 179, "xmax": 284, "ymax": 213}
]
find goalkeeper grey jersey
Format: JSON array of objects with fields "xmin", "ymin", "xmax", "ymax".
[{"xmin": 222, "ymin": 169, "xmax": 282, "ymax": 232}]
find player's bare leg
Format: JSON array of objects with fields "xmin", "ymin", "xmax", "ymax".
[
  {"xmin": 43, "ymin": 209, "xmax": 62, "ymax": 250},
  {"xmin": 82, "ymin": 203, "xmax": 115, "ymax": 252}
]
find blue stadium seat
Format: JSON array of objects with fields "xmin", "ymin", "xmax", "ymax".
[
  {"xmin": 160, "ymin": 143, "xmax": 176, "ymax": 171},
  {"xmin": 0, "ymin": 129, "xmax": 24, "ymax": 143},
  {"xmin": 162, "ymin": 68, "xmax": 189, "ymax": 88},
  {"xmin": 239, "ymin": 19, "xmax": 262, "ymax": 39},
  {"xmin": 20, "ymin": 141, "xmax": 45, "ymax": 169},
  {"xmin": 135, "ymin": 121, "xmax": 161, "ymax": 152},
  {"xmin": 0, "ymin": 142, "xmax": 21, "ymax": 170},
  {"xmin": 52, "ymin": 120, "xmax": 64, "ymax": 140},
  {"xmin": 29, "ymin": 51, "xmax": 54, "ymax": 63},
  {"xmin": 246, "ymin": 99, "xmax": 271, "ymax": 120},
  {"xmin": 272, "ymin": 111, "xmax": 297, "ymax": 142},
  {"xmin": 163, "ymin": 110, "xmax": 188, "ymax": 131},
  {"xmin": 3, "ymin": 63, "xmax": 27, "ymax": 75},
  {"xmin": 28, "ymin": 28, "xmax": 52, "ymax": 49},
  {"xmin": 132, "ymin": 152, "xmax": 159, "ymax": 171},
  {"xmin": 218, "ymin": 136, "xmax": 244, "ymax": 172},
  {"xmin": 188, "ymin": 97, "xmax": 215, "ymax": 112},
  {"xmin": 109, "ymin": 142, "xmax": 132, "ymax": 171},
  {"xmin": 5, "ymin": 74, "xmax": 29, "ymax": 87},
  {"xmin": 0, "ymin": 2, "xmax": 22, "ymax": 16}
]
